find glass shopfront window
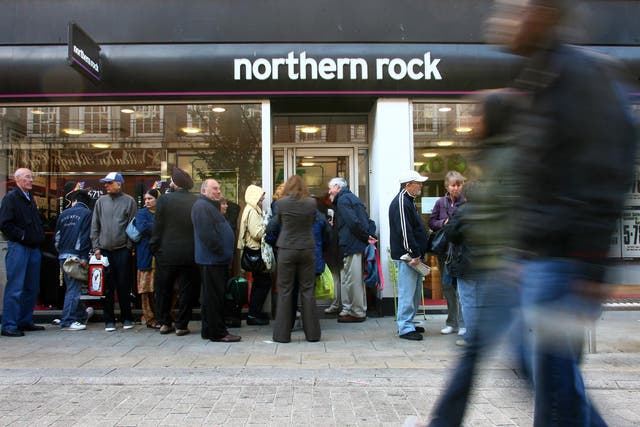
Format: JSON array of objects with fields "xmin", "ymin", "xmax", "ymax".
[{"xmin": 0, "ymin": 102, "xmax": 262, "ymax": 309}]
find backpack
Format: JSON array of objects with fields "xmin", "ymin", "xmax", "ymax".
[{"xmin": 225, "ymin": 276, "xmax": 249, "ymax": 307}]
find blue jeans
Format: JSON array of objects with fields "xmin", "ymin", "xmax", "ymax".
[
  {"xmin": 2, "ymin": 241, "xmax": 41, "ymax": 332},
  {"xmin": 429, "ymin": 271, "xmax": 521, "ymax": 427},
  {"xmin": 395, "ymin": 260, "xmax": 422, "ymax": 335},
  {"xmin": 59, "ymin": 260, "xmax": 87, "ymax": 328},
  {"xmin": 520, "ymin": 258, "xmax": 606, "ymax": 427},
  {"xmin": 457, "ymin": 278, "xmax": 478, "ymax": 339}
]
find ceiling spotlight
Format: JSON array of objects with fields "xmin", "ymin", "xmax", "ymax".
[
  {"xmin": 301, "ymin": 162, "xmax": 315, "ymax": 167},
  {"xmin": 423, "ymin": 152, "xmax": 438, "ymax": 158},
  {"xmin": 414, "ymin": 162, "xmax": 425, "ymax": 166},
  {"xmin": 300, "ymin": 126, "xmax": 320, "ymax": 134},
  {"xmin": 210, "ymin": 107, "xmax": 226, "ymax": 113},
  {"xmin": 31, "ymin": 108, "xmax": 46, "ymax": 115},
  {"xmin": 455, "ymin": 127, "xmax": 472, "ymax": 133},
  {"xmin": 62, "ymin": 128, "xmax": 85, "ymax": 135},
  {"xmin": 181, "ymin": 127, "xmax": 201, "ymax": 134},
  {"xmin": 120, "ymin": 107, "xmax": 135, "ymax": 114},
  {"xmin": 92, "ymin": 143, "xmax": 111, "ymax": 149},
  {"xmin": 436, "ymin": 141, "xmax": 454, "ymax": 147},
  {"xmin": 438, "ymin": 107, "xmax": 452, "ymax": 112}
]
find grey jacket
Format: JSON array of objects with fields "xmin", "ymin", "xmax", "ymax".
[{"xmin": 91, "ymin": 192, "xmax": 137, "ymax": 251}]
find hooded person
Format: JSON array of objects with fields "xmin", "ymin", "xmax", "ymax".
[{"xmin": 237, "ymin": 184, "xmax": 272, "ymax": 325}]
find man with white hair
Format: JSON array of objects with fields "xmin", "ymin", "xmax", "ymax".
[
  {"xmin": 327, "ymin": 177, "xmax": 377, "ymax": 323},
  {"xmin": 0, "ymin": 168, "xmax": 46, "ymax": 337}
]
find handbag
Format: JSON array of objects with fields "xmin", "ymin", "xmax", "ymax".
[
  {"xmin": 241, "ymin": 246, "xmax": 265, "ymax": 272},
  {"xmin": 315, "ymin": 265, "xmax": 335, "ymax": 300},
  {"xmin": 261, "ymin": 237, "xmax": 275, "ymax": 272},
  {"xmin": 427, "ymin": 227, "xmax": 449, "ymax": 255},
  {"xmin": 62, "ymin": 256, "xmax": 88, "ymax": 281},
  {"xmin": 125, "ymin": 218, "xmax": 141, "ymax": 242}
]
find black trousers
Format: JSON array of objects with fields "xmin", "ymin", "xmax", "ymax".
[
  {"xmin": 199, "ymin": 264, "xmax": 229, "ymax": 340},
  {"xmin": 248, "ymin": 270, "xmax": 272, "ymax": 318},
  {"xmin": 101, "ymin": 248, "xmax": 133, "ymax": 324},
  {"xmin": 154, "ymin": 264, "xmax": 200, "ymax": 329}
]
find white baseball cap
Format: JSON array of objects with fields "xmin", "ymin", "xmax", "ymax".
[{"xmin": 399, "ymin": 170, "xmax": 428, "ymax": 184}]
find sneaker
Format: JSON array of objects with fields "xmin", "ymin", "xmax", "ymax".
[
  {"xmin": 175, "ymin": 328, "xmax": 190, "ymax": 336},
  {"xmin": 62, "ymin": 322, "xmax": 86, "ymax": 331},
  {"xmin": 51, "ymin": 318, "xmax": 61, "ymax": 325},
  {"xmin": 105, "ymin": 322, "xmax": 116, "ymax": 332},
  {"xmin": 440, "ymin": 325, "xmax": 457, "ymax": 335},
  {"xmin": 399, "ymin": 331, "xmax": 423, "ymax": 341},
  {"xmin": 85, "ymin": 307, "xmax": 95, "ymax": 322},
  {"xmin": 456, "ymin": 339, "xmax": 467, "ymax": 346},
  {"xmin": 159, "ymin": 324, "xmax": 175, "ymax": 334},
  {"xmin": 122, "ymin": 320, "xmax": 134, "ymax": 330},
  {"xmin": 414, "ymin": 326, "xmax": 425, "ymax": 333},
  {"xmin": 324, "ymin": 306, "xmax": 341, "ymax": 314},
  {"xmin": 457, "ymin": 327, "xmax": 467, "ymax": 336}
]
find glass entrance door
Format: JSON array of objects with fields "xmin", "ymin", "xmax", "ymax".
[{"xmin": 282, "ymin": 147, "xmax": 357, "ymax": 197}]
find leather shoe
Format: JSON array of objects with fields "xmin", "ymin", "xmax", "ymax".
[
  {"xmin": 399, "ymin": 331, "xmax": 423, "ymax": 341},
  {"xmin": 246, "ymin": 315, "xmax": 269, "ymax": 326},
  {"xmin": 175, "ymin": 328, "xmax": 190, "ymax": 336},
  {"xmin": 337, "ymin": 315, "xmax": 366, "ymax": 323},
  {"xmin": 414, "ymin": 326, "xmax": 425, "ymax": 333},
  {"xmin": 1, "ymin": 329, "xmax": 25, "ymax": 337},
  {"xmin": 21, "ymin": 324, "xmax": 45, "ymax": 331},
  {"xmin": 212, "ymin": 333, "xmax": 241, "ymax": 342},
  {"xmin": 159, "ymin": 324, "xmax": 175, "ymax": 334}
]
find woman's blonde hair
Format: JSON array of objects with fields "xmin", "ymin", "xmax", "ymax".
[{"xmin": 445, "ymin": 170, "xmax": 465, "ymax": 186}]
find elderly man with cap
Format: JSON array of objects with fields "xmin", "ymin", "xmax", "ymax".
[
  {"xmin": 91, "ymin": 172, "xmax": 137, "ymax": 332},
  {"xmin": 388, "ymin": 170, "xmax": 429, "ymax": 341},
  {"xmin": 150, "ymin": 167, "xmax": 199, "ymax": 336}
]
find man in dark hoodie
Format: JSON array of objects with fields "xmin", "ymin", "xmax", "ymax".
[
  {"xmin": 55, "ymin": 190, "xmax": 93, "ymax": 331},
  {"xmin": 150, "ymin": 167, "xmax": 199, "ymax": 337},
  {"xmin": 192, "ymin": 178, "xmax": 240, "ymax": 343},
  {"xmin": 0, "ymin": 168, "xmax": 46, "ymax": 337}
]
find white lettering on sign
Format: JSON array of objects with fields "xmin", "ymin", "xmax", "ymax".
[
  {"xmin": 233, "ymin": 51, "xmax": 440, "ymax": 81},
  {"xmin": 73, "ymin": 45, "xmax": 100, "ymax": 73}
]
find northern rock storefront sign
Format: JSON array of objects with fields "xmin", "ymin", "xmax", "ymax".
[{"xmin": 9, "ymin": 149, "xmax": 162, "ymax": 173}]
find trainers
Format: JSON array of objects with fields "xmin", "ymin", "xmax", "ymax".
[
  {"xmin": 122, "ymin": 320, "xmax": 134, "ymax": 330},
  {"xmin": 399, "ymin": 331, "xmax": 423, "ymax": 341},
  {"xmin": 85, "ymin": 307, "xmax": 95, "ymax": 322},
  {"xmin": 62, "ymin": 322, "xmax": 86, "ymax": 331},
  {"xmin": 159, "ymin": 324, "xmax": 175, "ymax": 334},
  {"xmin": 105, "ymin": 322, "xmax": 116, "ymax": 332},
  {"xmin": 414, "ymin": 326, "xmax": 425, "ymax": 333},
  {"xmin": 457, "ymin": 327, "xmax": 467, "ymax": 336},
  {"xmin": 175, "ymin": 328, "xmax": 190, "ymax": 336},
  {"xmin": 324, "ymin": 306, "xmax": 341, "ymax": 314},
  {"xmin": 51, "ymin": 318, "xmax": 61, "ymax": 325},
  {"xmin": 440, "ymin": 326, "xmax": 457, "ymax": 335},
  {"xmin": 456, "ymin": 339, "xmax": 467, "ymax": 346}
]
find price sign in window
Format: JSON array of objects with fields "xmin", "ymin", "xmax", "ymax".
[{"xmin": 621, "ymin": 210, "xmax": 640, "ymax": 258}]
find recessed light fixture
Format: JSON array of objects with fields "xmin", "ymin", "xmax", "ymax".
[
  {"xmin": 303, "ymin": 156, "xmax": 315, "ymax": 159},
  {"xmin": 455, "ymin": 126, "xmax": 472, "ymax": 133},
  {"xmin": 423, "ymin": 152, "xmax": 438, "ymax": 158},
  {"xmin": 31, "ymin": 108, "xmax": 46, "ymax": 115},
  {"xmin": 92, "ymin": 143, "xmax": 110, "ymax": 149},
  {"xmin": 301, "ymin": 162, "xmax": 315, "ymax": 167},
  {"xmin": 210, "ymin": 107, "xmax": 226, "ymax": 113},
  {"xmin": 436, "ymin": 141, "xmax": 454, "ymax": 147},
  {"xmin": 62, "ymin": 128, "xmax": 85, "ymax": 135},
  {"xmin": 120, "ymin": 107, "xmax": 135, "ymax": 114},
  {"xmin": 438, "ymin": 107, "xmax": 452, "ymax": 112},
  {"xmin": 414, "ymin": 162, "xmax": 425, "ymax": 166},
  {"xmin": 181, "ymin": 127, "xmax": 201, "ymax": 134},
  {"xmin": 300, "ymin": 126, "xmax": 320, "ymax": 134}
]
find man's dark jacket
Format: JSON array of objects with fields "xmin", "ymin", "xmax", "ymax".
[
  {"xmin": 150, "ymin": 189, "xmax": 197, "ymax": 265},
  {"xmin": 334, "ymin": 186, "xmax": 376, "ymax": 257},
  {"xmin": 512, "ymin": 43, "xmax": 637, "ymax": 266},
  {"xmin": 0, "ymin": 188, "xmax": 45, "ymax": 248},
  {"xmin": 54, "ymin": 201, "xmax": 92, "ymax": 260},
  {"xmin": 389, "ymin": 188, "xmax": 429, "ymax": 261},
  {"xmin": 191, "ymin": 195, "xmax": 235, "ymax": 266}
]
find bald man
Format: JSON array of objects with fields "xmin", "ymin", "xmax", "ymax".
[{"xmin": 0, "ymin": 168, "xmax": 46, "ymax": 337}]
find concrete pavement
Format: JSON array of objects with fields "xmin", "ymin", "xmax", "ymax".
[{"xmin": 0, "ymin": 311, "xmax": 639, "ymax": 426}]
